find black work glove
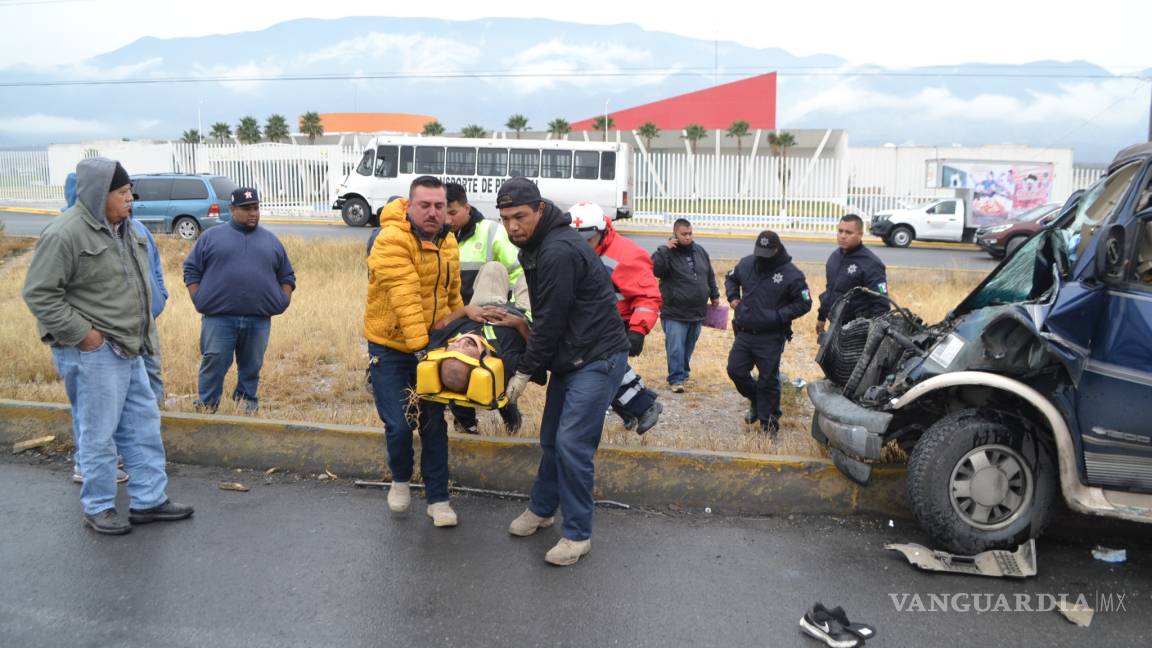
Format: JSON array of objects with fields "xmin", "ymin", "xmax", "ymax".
[{"xmin": 627, "ymin": 330, "xmax": 645, "ymax": 357}]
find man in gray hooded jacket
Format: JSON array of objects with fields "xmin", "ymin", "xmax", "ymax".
[{"xmin": 23, "ymin": 157, "xmax": 193, "ymax": 535}]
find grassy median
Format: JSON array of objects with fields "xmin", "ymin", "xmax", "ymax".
[{"xmin": 0, "ymin": 235, "xmax": 983, "ymax": 456}]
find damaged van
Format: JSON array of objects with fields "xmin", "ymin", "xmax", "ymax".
[{"xmin": 809, "ymin": 143, "xmax": 1152, "ymax": 554}]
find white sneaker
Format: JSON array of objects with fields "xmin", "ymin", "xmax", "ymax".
[
  {"xmin": 545, "ymin": 538, "xmax": 592, "ymax": 566},
  {"xmin": 426, "ymin": 501, "xmax": 458, "ymax": 527},
  {"xmin": 72, "ymin": 465, "xmax": 129, "ymax": 484},
  {"xmin": 508, "ymin": 508, "xmax": 555, "ymax": 537},
  {"xmin": 387, "ymin": 482, "xmax": 411, "ymax": 513}
]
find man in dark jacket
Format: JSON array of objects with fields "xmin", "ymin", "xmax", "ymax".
[
  {"xmin": 651, "ymin": 218, "xmax": 719, "ymax": 392},
  {"xmin": 725, "ymin": 230, "xmax": 812, "ymax": 437},
  {"xmin": 23, "ymin": 157, "xmax": 193, "ymax": 535},
  {"xmin": 183, "ymin": 187, "xmax": 296, "ymax": 414},
  {"xmin": 816, "ymin": 214, "xmax": 889, "ymax": 335},
  {"xmin": 497, "ymin": 178, "xmax": 630, "ymax": 567}
]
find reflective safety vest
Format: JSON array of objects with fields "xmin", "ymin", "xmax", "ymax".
[{"xmin": 458, "ymin": 219, "xmax": 523, "ymax": 304}]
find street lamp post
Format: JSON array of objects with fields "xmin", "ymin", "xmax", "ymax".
[{"xmin": 603, "ymin": 98, "xmax": 610, "ymax": 143}]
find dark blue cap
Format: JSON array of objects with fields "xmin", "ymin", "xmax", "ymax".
[{"xmin": 231, "ymin": 187, "xmax": 260, "ymax": 206}]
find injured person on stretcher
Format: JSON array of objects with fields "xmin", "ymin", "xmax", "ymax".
[{"xmin": 418, "ymin": 262, "xmax": 530, "ymax": 434}]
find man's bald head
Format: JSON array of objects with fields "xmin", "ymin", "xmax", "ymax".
[{"xmin": 440, "ymin": 358, "xmax": 472, "ymax": 394}]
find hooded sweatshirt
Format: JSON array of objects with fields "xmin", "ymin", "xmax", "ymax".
[
  {"xmin": 23, "ymin": 157, "xmax": 155, "ymax": 355},
  {"xmin": 514, "ymin": 200, "xmax": 629, "ymax": 380}
]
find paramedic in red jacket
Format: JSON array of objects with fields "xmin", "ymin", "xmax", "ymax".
[{"xmin": 569, "ymin": 201, "xmax": 663, "ymax": 434}]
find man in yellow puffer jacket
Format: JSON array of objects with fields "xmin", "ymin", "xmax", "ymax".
[{"xmin": 365, "ymin": 176, "xmax": 463, "ymax": 528}]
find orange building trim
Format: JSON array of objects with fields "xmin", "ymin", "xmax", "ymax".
[{"xmin": 318, "ymin": 112, "xmax": 438, "ymax": 134}]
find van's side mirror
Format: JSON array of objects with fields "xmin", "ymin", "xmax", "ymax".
[
  {"xmin": 1094, "ymin": 224, "xmax": 1126, "ymax": 281},
  {"xmin": 614, "ymin": 206, "xmax": 632, "ymax": 221}
]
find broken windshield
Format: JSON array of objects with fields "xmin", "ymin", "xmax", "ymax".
[{"xmin": 957, "ymin": 162, "xmax": 1145, "ymax": 314}]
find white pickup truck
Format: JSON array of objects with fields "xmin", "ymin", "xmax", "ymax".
[{"xmin": 869, "ymin": 190, "xmax": 975, "ymax": 247}]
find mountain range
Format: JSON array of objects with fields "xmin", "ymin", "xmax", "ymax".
[{"xmin": 1, "ymin": 16, "xmax": 1148, "ymax": 162}]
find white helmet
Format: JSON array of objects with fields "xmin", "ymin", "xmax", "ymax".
[{"xmin": 568, "ymin": 201, "xmax": 609, "ymax": 239}]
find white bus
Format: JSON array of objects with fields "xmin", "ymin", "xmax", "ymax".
[{"xmin": 332, "ymin": 136, "xmax": 633, "ymax": 227}]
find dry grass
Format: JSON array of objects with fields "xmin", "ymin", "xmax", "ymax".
[{"xmin": 0, "ymin": 235, "xmax": 984, "ymax": 457}]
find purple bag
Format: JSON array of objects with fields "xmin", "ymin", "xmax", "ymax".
[{"xmin": 703, "ymin": 303, "xmax": 729, "ymax": 330}]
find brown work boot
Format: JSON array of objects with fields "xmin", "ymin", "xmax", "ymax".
[
  {"xmin": 545, "ymin": 538, "xmax": 592, "ymax": 566},
  {"xmin": 508, "ymin": 508, "xmax": 554, "ymax": 537}
]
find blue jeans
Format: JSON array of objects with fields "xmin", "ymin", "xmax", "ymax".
[
  {"xmin": 368, "ymin": 343, "xmax": 450, "ymax": 504},
  {"xmin": 662, "ymin": 318, "xmax": 702, "ymax": 385},
  {"xmin": 142, "ymin": 352, "xmax": 164, "ymax": 409},
  {"xmin": 196, "ymin": 315, "xmax": 271, "ymax": 411},
  {"xmin": 52, "ymin": 344, "xmax": 169, "ymax": 515},
  {"xmin": 529, "ymin": 351, "xmax": 628, "ymax": 541}
]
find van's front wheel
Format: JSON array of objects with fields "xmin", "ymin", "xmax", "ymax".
[
  {"xmin": 341, "ymin": 197, "xmax": 372, "ymax": 227},
  {"xmin": 906, "ymin": 409, "xmax": 1057, "ymax": 555}
]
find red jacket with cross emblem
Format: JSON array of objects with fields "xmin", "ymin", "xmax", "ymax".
[{"xmin": 591, "ymin": 220, "xmax": 662, "ymax": 335}]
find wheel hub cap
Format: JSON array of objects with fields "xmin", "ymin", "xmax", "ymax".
[{"xmin": 949, "ymin": 444, "xmax": 1033, "ymax": 530}]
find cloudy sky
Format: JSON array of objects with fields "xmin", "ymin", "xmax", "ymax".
[{"xmin": 2, "ymin": 0, "xmax": 1149, "ymax": 72}]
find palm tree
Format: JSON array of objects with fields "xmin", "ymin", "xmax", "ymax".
[
  {"xmin": 460, "ymin": 124, "xmax": 487, "ymax": 139},
  {"xmin": 637, "ymin": 122, "xmax": 660, "ymax": 151},
  {"xmin": 682, "ymin": 124, "xmax": 708, "ymax": 155},
  {"xmin": 726, "ymin": 120, "xmax": 750, "ymax": 193},
  {"xmin": 682, "ymin": 124, "xmax": 708, "ymax": 198},
  {"xmin": 422, "ymin": 120, "xmax": 445, "ymax": 137},
  {"xmin": 726, "ymin": 120, "xmax": 750, "ymax": 156},
  {"xmin": 210, "ymin": 122, "xmax": 232, "ymax": 144},
  {"xmin": 181, "ymin": 129, "xmax": 202, "ymax": 144},
  {"xmin": 547, "ymin": 118, "xmax": 571, "ymax": 139},
  {"xmin": 505, "ymin": 114, "xmax": 529, "ymax": 139},
  {"xmin": 264, "ymin": 114, "xmax": 289, "ymax": 143},
  {"xmin": 768, "ymin": 130, "xmax": 797, "ymax": 209},
  {"xmin": 592, "ymin": 115, "xmax": 615, "ymax": 142},
  {"xmin": 299, "ymin": 111, "xmax": 324, "ymax": 144},
  {"xmin": 236, "ymin": 116, "xmax": 261, "ymax": 144}
]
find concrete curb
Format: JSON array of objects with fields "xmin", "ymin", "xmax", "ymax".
[
  {"xmin": 0, "ymin": 207, "xmax": 57, "ymax": 215},
  {"xmin": 0, "ymin": 399, "xmax": 910, "ymax": 517}
]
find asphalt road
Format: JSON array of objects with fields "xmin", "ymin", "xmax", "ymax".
[
  {"xmin": 0, "ymin": 210, "xmax": 999, "ymax": 271},
  {"xmin": 1, "ymin": 454, "xmax": 1146, "ymax": 648}
]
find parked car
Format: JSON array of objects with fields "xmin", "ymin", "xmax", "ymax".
[
  {"xmin": 809, "ymin": 143, "xmax": 1152, "ymax": 554},
  {"xmin": 974, "ymin": 202, "xmax": 1063, "ymax": 259},
  {"xmin": 130, "ymin": 174, "xmax": 237, "ymax": 240}
]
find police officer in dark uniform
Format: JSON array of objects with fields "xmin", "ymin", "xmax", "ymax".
[
  {"xmin": 816, "ymin": 214, "xmax": 890, "ymax": 336},
  {"xmin": 725, "ymin": 230, "xmax": 812, "ymax": 437}
]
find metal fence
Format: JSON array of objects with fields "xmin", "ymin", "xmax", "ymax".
[
  {"xmin": 0, "ymin": 144, "xmax": 1115, "ymax": 231},
  {"xmin": 0, "ymin": 149, "xmax": 55, "ymax": 201}
]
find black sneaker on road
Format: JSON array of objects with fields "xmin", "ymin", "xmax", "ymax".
[
  {"xmin": 84, "ymin": 509, "xmax": 131, "ymax": 535},
  {"xmin": 128, "ymin": 500, "xmax": 195, "ymax": 524},
  {"xmin": 799, "ymin": 602, "xmax": 873, "ymax": 647}
]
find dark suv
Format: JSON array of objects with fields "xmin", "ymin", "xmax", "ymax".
[
  {"xmin": 131, "ymin": 174, "xmax": 236, "ymax": 240},
  {"xmin": 809, "ymin": 143, "xmax": 1152, "ymax": 554}
]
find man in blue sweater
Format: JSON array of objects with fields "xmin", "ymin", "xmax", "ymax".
[{"xmin": 183, "ymin": 187, "xmax": 296, "ymax": 413}]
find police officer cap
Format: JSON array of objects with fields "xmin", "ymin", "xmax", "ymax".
[{"xmin": 754, "ymin": 230, "xmax": 781, "ymax": 258}]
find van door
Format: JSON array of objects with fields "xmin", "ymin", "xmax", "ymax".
[
  {"xmin": 168, "ymin": 178, "xmax": 210, "ymax": 231},
  {"xmin": 131, "ymin": 178, "xmax": 172, "ymax": 232},
  {"xmin": 925, "ymin": 199, "xmax": 963, "ymax": 241},
  {"xmin": 1044, "ymin": 161, "xmax": 1152, "ymax": 492}
]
